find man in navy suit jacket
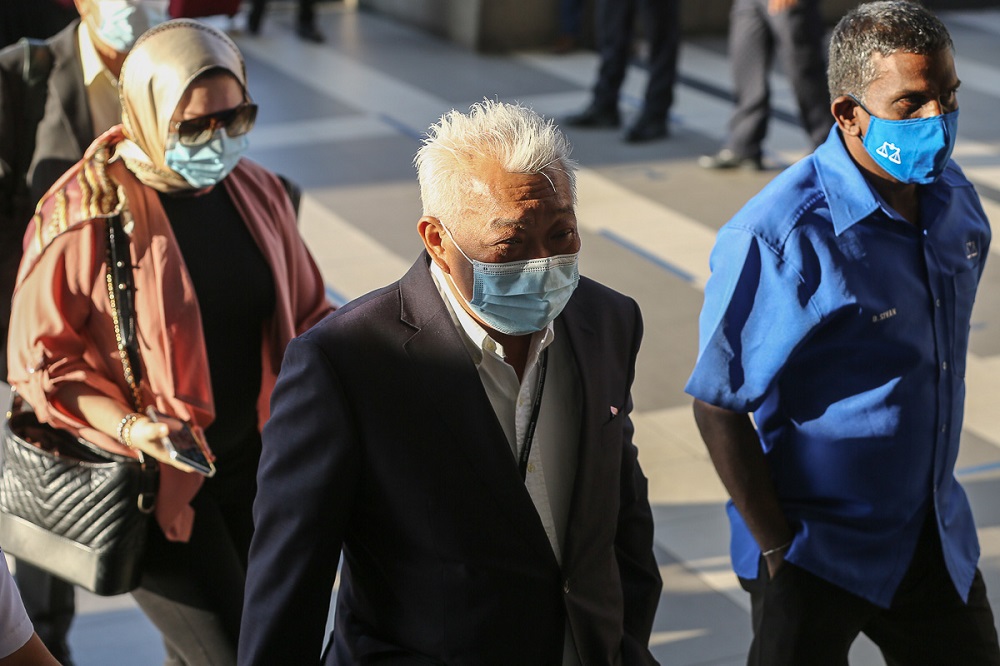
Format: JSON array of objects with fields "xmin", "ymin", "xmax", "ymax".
[{"xmin": 239, "ymin": 100, "xmax": 662, "ymax": 665}]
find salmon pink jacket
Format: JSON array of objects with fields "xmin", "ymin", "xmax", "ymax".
[{"xmin": 7, "ymin": 131, "xmax": 334, "ymax": 542}]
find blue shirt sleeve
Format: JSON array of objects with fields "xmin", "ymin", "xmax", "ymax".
[{"xmin": 686, "ymin": 226, "xmax": 823, "ymax": 413}]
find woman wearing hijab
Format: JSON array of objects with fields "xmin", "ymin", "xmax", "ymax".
[{"xmin": 6, "ymin": 19, "xmax": 333, "ymax": 663}]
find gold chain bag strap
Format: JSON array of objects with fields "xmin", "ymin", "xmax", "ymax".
[{"xmin": 0, "ymin": 214, "xmax": 159, "ymax": 595}]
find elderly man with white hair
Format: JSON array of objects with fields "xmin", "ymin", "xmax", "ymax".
[
  {"xmin": 0, "ymin": 2, "xmax": 165, "ymax": 661},
  {"xmin": 239, "ymin": 100, "xmax": 662, "ymax": 665}
]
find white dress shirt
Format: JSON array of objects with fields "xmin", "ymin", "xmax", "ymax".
[
  {"xmin": 430, "ymin": 261, "xmax": 583, "ymax": 664},
  {"xmin": 78, "ymin": 24, "xmax": 122, "ymax": 139}
]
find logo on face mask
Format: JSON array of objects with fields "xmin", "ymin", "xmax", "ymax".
[
  {"xmin": 439, "ymin": 222, "xmax": 580, "ymax": 336},
  {"xmin": 876, "ymin": 141, "xmax": 902, "ymax": 165}
]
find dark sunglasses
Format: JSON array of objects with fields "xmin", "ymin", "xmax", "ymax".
[{"xmin": 170, "ymin": 103, "xmax": 258, "ymax": 146}]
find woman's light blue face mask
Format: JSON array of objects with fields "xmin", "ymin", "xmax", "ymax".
[
  {"xmin": 89, "ymin": 0, "xmax": 168, "ymax": 53},
  {"xmin": 440, "ymin": 222, "xmax": 580, "ymax": 336},
  {"xmin": 164, "ymin": 129, "xmax": 249, "ymax": 189},
  {"xmin": 850, "ymin": 95, "xmax": 959, "ymax": 185}
]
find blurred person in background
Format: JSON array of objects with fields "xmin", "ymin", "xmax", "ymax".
[
  {"xmin": 0, "ymin": 0, "xmax": 77, "ymax": 49},
  {"xmin": 0, "ymin": 1, "xmax": 167, "ymax": 661},
  {"xmin": 7, "ymin": 19, "xmax": 332, "ymax": 665},
  {"xmin": 564, "ymin": 0, "xmax": 681, "ymax": 143},
  {"xmin": 0, "ymin": 552, "xmax": 59, "ymax": 666},
  {"xmin": 698, "ymin": 0, "xmax": 829, "ymax": 170},
  {"xmin": 247, "ymin": 0, "xmax": 325, "ymax": 43}
]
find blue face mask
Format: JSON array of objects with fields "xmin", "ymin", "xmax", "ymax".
[
  {"xmin": 164, "ymin": 130, "xmax": 249, "ymax": 189},
  {"xmin": 441, "ymin": 223, "xmax": 580, "ymax": 336},
  {"xmin": 851, "ymin": 96, "xmax": 959, "ymax": 185},
  {"xmin": 90, "ymin": 1, "xmax": 167, "ymax": 53}
]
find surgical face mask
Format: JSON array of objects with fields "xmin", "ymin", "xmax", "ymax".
[
  {"xmin": 89, "ymin": 1, "xmax": 168, "ymax": 53},
  {"xmin": 851, "ymin": 96, "xmax": 959, "ymax": 185},
  {"xmin": 440, "ymin": 223, "xmax": 580, "ymax": 336},
  {"xmin": 164, "ymin": 129, "xmax": 248, "ymax": 189}
]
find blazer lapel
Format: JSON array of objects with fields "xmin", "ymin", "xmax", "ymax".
[
  {"xmin": 398, "ymin": 255, "xmax": 557, "ymax": 567},
  {"xmin": 557, "ymin": 290, "xmax": 610, "ymax": 566},
  {"xmin": 47, "ymin": 21, "xmax": 94, "ymax": 157}
]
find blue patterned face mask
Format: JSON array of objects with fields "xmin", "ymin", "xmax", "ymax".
[
  {"xmin": 89, "ymin": 1, "xmax": 167, "ymax": 52},
  {"xmin": 164, "ymin": 130, "xmax": 248, "ymax": 189},
  {"xmin": 851, "ymin": 96, "xmax": 959, "ymax": 185},
  {"xmin": 440, "ymin": 223, "xmax": 580, "ymax": 336}
]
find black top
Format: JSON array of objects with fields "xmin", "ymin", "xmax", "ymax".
[{"xmin": 158, "ymin": 184, "xmax": 275, "ymax": 461}]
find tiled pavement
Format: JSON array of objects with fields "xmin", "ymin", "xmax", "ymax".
[{"xmin": 8, "ymin": 3, "xmax": 1000, "ymax": 664}]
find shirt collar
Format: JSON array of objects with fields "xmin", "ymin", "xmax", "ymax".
[
  {"xmin": 78, "ymin": 23, "xmax": 117, "ymax": 88},
  {"xmin": 429, "ymin": 260, "xmax": 554, "ymax": 363},
  {"xmin": 814, "ymin": 125, "xmax": 951, "ymax": 234},
  {"xmin": 813, "ymin": 125, "xmax": 880, "ymax": 235}
]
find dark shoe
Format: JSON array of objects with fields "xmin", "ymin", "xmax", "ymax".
[
  {"xmin": 698, "ymin": 149, "xmax": 763, "ymax": 171},
  {"xmin": 297, "ymin": 23, "xmax": 325, "ymax": 43},
  {"xmin": 564, "ymin": 104, "xmax": 620, "ymax": 129},
  {"xmin": 623, "ymin": 117, "xmax": 668, "ymax": 143}
]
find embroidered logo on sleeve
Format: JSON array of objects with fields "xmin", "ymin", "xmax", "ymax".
[
  {"xmin": 872, "ymin": 308, "xmax": 898, "ymax": 323},
  {"xmin": 876, "ymin": 142, "xmax": 902, "ymax": 165},
  {"xmin": 966, "ymin": 241, "xmax": 979, "ymax": 259}
]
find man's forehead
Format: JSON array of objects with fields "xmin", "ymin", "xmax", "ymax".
[{"xmin": 869, "ymin": 48, "xmax": 956, "ymax": 84}]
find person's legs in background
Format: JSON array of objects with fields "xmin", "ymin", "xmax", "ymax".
[
  {"xmin": 553, "ymin": 0, "xmax": 585, "ymax": 53},
  {"xmin": 623, "ymin": 0, "xmax": 681, "ymax": 142},
  {"xmin": 247, "ymin": 0, "xmax": 324, "ymax": 43},
  {"xmin": 296, "ymin": 0, "xmax": 325, "ymax": 43},
  {"xmin": 699, "ymin": 0, "xmax": 770, "ymax": 170},
  {"xmin": 564, "ymin": 0, "xmax": 637, "ymax": 128},
  {"xmin": 247, "ymin": 0, "xmax": 267, "ymax": 35},
  {"xmin": 14, "ymin": 563, "xmax": 76, "ymax": 666},
  {"xmin": 771, "ymin": 0, "xmax": 831, "ymax": 149}
]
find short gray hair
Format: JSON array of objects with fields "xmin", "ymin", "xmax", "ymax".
[
  {"xmin": 414, "ymin": 99, "xmax": 577, "ymax": 227},
  {"xmin": 828, "ymin": 1, "xmax": 953, "ymax": 102}
]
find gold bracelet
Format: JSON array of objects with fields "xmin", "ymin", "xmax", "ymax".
[{"xmin": 117, "ymin": 412, "xmax": 142, "ymax": 448}]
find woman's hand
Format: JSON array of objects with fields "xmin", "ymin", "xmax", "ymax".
[{"xmin": 124, "ymin": 414, "xmax": 199, "ymax": 473}]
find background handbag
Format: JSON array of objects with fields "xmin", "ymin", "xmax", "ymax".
[{"xmin": 0, "ymin": 215, "xmax": 158, "ymax": 596}]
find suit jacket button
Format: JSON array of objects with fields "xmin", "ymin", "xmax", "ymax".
[{"xmin": 563, "ymin": 580, "xmax": 570, "ymax": 594}]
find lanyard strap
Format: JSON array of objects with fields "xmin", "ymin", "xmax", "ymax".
[{"xmin": 518, "ymin": 348, "xmax": 549, "ymax": 481}]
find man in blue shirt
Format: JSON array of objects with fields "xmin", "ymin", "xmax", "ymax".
[{"xmin": 686, "ymin": 2, "xmax": 1000, "ymax": 663}]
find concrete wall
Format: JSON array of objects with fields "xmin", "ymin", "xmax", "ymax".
[{"xmin": 358, "ymin": 0, "xmax": 869, "ymax": 53}]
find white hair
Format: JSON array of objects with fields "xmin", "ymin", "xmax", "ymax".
[{"xmin": 414, "ymin": 99, "xmax": 577, "ymax": 227}]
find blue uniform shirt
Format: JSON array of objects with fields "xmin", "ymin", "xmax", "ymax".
[{"xmin": 686, "ymin": 126, "xmax": 991, "ymax": 608}]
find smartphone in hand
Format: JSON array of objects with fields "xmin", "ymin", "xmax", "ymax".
[{"xmin": 145, "ymin": 407, "xmax": 216, "ymax": 477}]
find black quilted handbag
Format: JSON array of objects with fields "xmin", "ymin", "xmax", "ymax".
[{"xmin": 0, "ymin": 215, "xmax": 158, "ymax": 596}]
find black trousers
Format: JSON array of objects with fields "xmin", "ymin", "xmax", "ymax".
[
  {"xmin": 739, "ymin": 515, "xmax": 1000, "ymax": 666},
  {"xmin": 131, "ymin": 435, "xmax": 260, "ymax": 666},
  {"xmin": 249, "ymin": 0, "xmax": 317, "ymax": 28},
  {"xmin": 724, "ymin": 0, "xmax": 830, "ymax": 159},
  {"xmin": 591, "ymin": 0, "xmax": 681, "ymax": 122},
  {"xmin": 14, "ymin": 561, "xmax": 75, "ymax": 665}
]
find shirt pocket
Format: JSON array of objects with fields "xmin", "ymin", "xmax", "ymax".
[{"xmin": 950, "ymin": 268, "xmax": 979, "ymax": 378}]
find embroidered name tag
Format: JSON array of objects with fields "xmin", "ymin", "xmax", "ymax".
[{"xmin": 872, "ymin": 308, "xmax": 897, "ymax": 323}]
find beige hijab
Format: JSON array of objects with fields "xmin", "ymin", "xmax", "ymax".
[{"xmin": 115, "ymin": 19, "xmax": 248, "ymax": 193}]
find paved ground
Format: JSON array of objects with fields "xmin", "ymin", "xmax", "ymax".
[{"xmin": 7, "ymin": 3, "xmax": 1000, "ymax": 664}]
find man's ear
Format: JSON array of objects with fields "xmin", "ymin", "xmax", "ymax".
[
  {"xmin": 417, "ymin": 216, "xmax": 451, "ymax": 274},
  {"xmin": 832, "ymin": 95, "xmax": 863, "ymax": 138}
]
